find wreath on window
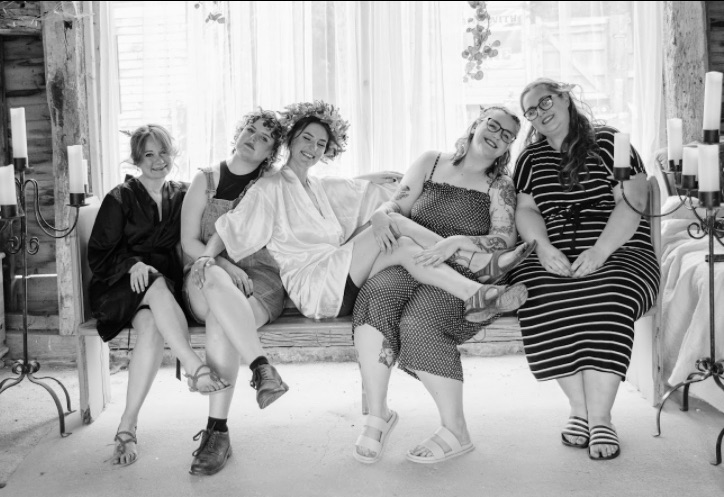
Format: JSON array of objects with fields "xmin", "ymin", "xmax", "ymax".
[{"xmin": 463, "ymin": 1, "xmax": 500, "ymax": 82}]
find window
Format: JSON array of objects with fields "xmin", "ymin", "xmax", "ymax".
[{"xmin": 108, "ymin": 1, "xmax": 640, "ymax": 186}]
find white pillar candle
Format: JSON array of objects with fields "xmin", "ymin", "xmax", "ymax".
[
  {"xmin": 613, "ymin": 132, "xmax": 631, "ymax": 169},
  {"xmin": 666, "ymin": 118, "xmax": 683, "ymax": 165},
  {"xmin": 703, "ymin": 71, "xmax": 724, "ymax": 130},
  {"xmin": 682, "ymin": 145, "xmax": 698, "ymax": 177},
  {"xmin": 67, "ymin": 145, "xmax": 85, "ymax": 194},
  {"xmin": 10, "ymin": 108, "xmax": 28, "ymax": 159},
  {"xmin": 0, "ymin": 164, "xmax": 17, "ymax": 206},
  {"xmin": 81, "ymin": 159, "xmax": 89, "ymax": 191},
  {"xmin": 697, "ymin": 144, "xmax": 721, "ymax": 192}
]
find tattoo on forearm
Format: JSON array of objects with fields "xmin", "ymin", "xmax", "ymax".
[
  {"xmin": 393, "ymin": 185, "xmax": 410, "ymax": 201},
  {"xmin": 378, "ymin": 339, "xmax": 396, "ymax": 368},
  {"xmin": 471, "ymin": 236, "xmax": 507, "ymax": 252}
]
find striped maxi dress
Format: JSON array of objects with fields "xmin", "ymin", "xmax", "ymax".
[{"xmin": 507, "ymin": 126, "xmax": 660, "ymax": 381}]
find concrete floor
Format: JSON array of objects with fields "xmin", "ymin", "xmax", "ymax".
[{"xmin": 2, "ymin": 355, "xmax": 724, "ymax": 496}]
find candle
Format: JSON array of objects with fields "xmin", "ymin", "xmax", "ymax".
[
  {"xmin": 67, "ymin": 145, "xmax": 84, "ymax": 194},
  {"xmin": 682, "ymin": 145, "xmax": 698, "ymax": 177},
  {"xmin": 697, "ymin": 144, "xmax": 721, "ymax": 192},
  {"xmin": 703, "ymin": 71, "xmax": 723, "ymax": 131},
  {"xmin": 82, "ymin": 159, "xmax": 89, "ymax": 192},
  {"xmin": 0, "ymin": 164, "xmax": 17, "ymax": 206},
  {"xmin": 10, "ymin": 108, "xmax": 28, "ymax": 159},
  {"xmin": 666, "ymin": 118, "xmax": 683, "ymax": 166},
  {"xmin": 613, "ymin": 132, "xmax": 630, "ymax": 170}
]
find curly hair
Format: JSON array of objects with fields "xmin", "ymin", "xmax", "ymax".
[
  {"xmin": 520, "ymin": 78, "xmax": 603, "ymax": 191},
  {"xmin": 232, "ymin": 108, "xmax": 285, "ymax": 172},
  {"xmin": 129, "ymin": 124, "xmax": 177, "ymax": 166},
  {"xmin": 451, "ymin": 105, "xmax": 521, "ymax": 178}
]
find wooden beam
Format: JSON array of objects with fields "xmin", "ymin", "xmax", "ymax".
[
  {"xmin": 41, "ymin": 0, "xmax": 89, "ymax": 335},
  {"xmin": 663, "ymin": 1, "xmax": 709, "ymax": 144},
  {"xmin": 0, "ymin": 2, "xmax": 42, "ymax": 34}
]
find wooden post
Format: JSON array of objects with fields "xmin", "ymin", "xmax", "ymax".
[
  {"xmin": 41, "ymin": 1, "xmax": 89, "ymax": 336},
  {"xmin": 662, "ymin": 1, "xmax": 709, "ymax": 144}
]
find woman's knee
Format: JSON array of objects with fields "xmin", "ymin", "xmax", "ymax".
[
  {"xmin": 133, "ymin": 310, "xmax": 164, "ymax": 345},
  {"xmin": 145, "ymin": 277, "xmax": 172, "ymax": 301},
  {"xmin": 201, "ymin": 265, "xmax": 235, "ymax": 294}
]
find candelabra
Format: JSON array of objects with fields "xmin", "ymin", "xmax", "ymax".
[
  {"xmin": 616, "ymin": 132, "xmax": 724, "ymax": 466},
  {"xmin": 0, "ymin": 158, "xmax": 86, "ymax": 437}
]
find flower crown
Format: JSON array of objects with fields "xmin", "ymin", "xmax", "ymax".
[{"xmin": 279, "ymin": 101, "xmax": 350, "ymax": 159}]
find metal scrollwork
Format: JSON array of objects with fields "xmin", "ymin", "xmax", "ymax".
[{"xmin": 27, "ymin": 236, "xmax": 40, "ymax": 255}]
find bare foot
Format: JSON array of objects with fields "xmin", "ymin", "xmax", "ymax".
[{"xmin": 111, "ymin": 427, "xmax": 138, "ymax": 466}]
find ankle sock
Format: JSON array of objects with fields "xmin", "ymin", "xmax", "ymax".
[
  {"xmin": 207, "ymin": 417, "xmax": 228, "ymax": 433},
  {"xmin": 249, "ymin": 356, "xmax": 269, "ymax": 371}
]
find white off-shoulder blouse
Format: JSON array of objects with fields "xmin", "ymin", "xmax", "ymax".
[{"xmin": 215, "ymin": 166, "xmax": 393, "ymax": 319}]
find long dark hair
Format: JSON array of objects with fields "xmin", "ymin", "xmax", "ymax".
[
  {"xmin": 520, "ymin": 78, "xmax": 603, "ymax": 191},
  {"xmin": 451, "ymin": 106, "xmax": 520, "ymax": 178}
]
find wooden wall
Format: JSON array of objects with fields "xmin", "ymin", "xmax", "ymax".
[{"xmin": 1, "ymin": 2, "xmax": 57, "ymax": 316}]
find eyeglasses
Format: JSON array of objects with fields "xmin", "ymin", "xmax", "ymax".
[
  {"xmin": 523, "ymin": 95, "xmax": 555, "ymax": 121},
  {"xmin": 485, "ymin": 118, "xmax": 516, "ymax": 144}
]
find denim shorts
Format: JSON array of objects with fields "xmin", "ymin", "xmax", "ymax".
[{"xmin": 182, "ymin": 250, "xmax": 285, "ymax": 324}]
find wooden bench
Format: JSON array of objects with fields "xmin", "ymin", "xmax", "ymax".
[
  {"xmin": 72, "ymin": 198, "xmax": 523, "ymax": 424},
  {"xmin": 74, "ymin": 176, "xmax": 662, "ymax": 423}
]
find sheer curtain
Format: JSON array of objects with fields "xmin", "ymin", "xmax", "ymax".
[
  {"xmin": 101, "ymin": 1, "xmax": 663, "ymax": 187},
  {"xmin": 631, "ymin": 0, "xmax": 664, "ymax": 173},
  {"xmin": 184, "ymin": 1, "xmax": 468, "ymax": 179}
]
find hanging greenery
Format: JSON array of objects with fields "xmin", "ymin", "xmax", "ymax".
[
  {"xmin": 462, "ymin": 1, "xmax": 500, "ymax": 82},
  {"xmin": 194, "ymin": 1, "xmax": 225, "ymax": 24}
]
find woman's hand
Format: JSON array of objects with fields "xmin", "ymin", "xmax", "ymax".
[
  {"xmin": 219, "ymin": 260, "xmax": 254, "ymax": 298},
  {"xmin": 536, "ymin": 243, "xmax": 572, "ymax": 277},
  {"xmin": 413, "ymin": 237, "xmax": 461, "ymax": 267},
  {"xmin": 128, "ymin": 262, "xmax": 158, "ymax": 293},
  {"xmin": 190, "ymin": 256, "xmax": 216, "ymax": 288},
  {"xmin": 571, "ymin": 246, "xmax": 608, "ymax": 278},
  {"xmin": 356, "ymin": 171, "xmax": 403, "ymax": 185},
  {"xmin": 371, "ymin": 210, "xmax": 400, "ymax": 253}
]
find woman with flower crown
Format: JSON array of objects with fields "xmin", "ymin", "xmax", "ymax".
[{"xmin": 192, "ymin": 101, "xmax": 529, "ymax": 326}]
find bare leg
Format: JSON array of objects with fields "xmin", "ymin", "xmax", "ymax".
[
  {"xmin": 348, "ymin": 232, "xmax": 482, "ymax": 300},
  {"xmin": 582, "ymin": 370, "xmax": 621, "ymax": 459},
  {"xmin": 354, "ymin": 324, "xmax": 395, "ymax": 458},
  {"xmin": 141, "ymin": 278, "xmax": 226, "ymax": 392},
  {"xmin": 113, "ymin": 309, "xmax": 165, "ymax": 465},
  {"xmin": 205, "ymin": 312, "xmax": 240, "ymax": 419},
  {"xmin": 191, "ymin": 266, "xmax": 267, "ymax": 363},
  {"xmin": 408, "ymin": 370, "xmax": 471, "ymax": 458},
  {"xmin": 556, "ymin": 373, "xmax": 588, "ymax": 445}
]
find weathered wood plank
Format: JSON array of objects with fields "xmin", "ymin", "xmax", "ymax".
[
  {"xmin": 664, "ymin": 1, "xmax": 709, "ymax": 143},
  {"xmin": 41, "ymin": 0, "xmax": 91, "ymax": 335}
]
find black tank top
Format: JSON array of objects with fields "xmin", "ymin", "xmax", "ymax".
[{"xmin": 215, "ymin": 161, "xmax": 259, "ymax": 201}]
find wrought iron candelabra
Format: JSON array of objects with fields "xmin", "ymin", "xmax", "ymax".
[
  {"xmin": 0, "ymin": 158, "xmax": 86, "ymax": 437},
  {"xmin": 617, "ymin": 132, "xmax": 724, "ymax": 466}
]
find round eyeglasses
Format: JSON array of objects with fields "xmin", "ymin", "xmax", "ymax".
[
  {"xmin": 523, "ymin": 95, "xmax": 554, "ymax": 121},
  {"xmin": 485, "ymin": 117, "xmax": 516, "ymax": 144}
]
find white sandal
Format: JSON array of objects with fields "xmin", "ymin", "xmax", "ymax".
[
  {"xmin": 352, "ymin": 410, "xmax": 399, "ymax": 464},
  {"xmin": 406, "ymin": 426, "xmax": 475, "ymax": 464}
]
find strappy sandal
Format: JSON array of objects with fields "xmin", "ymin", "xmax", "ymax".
[
  {"xmin": 471, "ymin": 241, "xmax": 537, "ymax": 284},
  {"xmin": 463, "ymin": 283, "xmax": 528, "ymax": 323},
  {"xmin": 561, "ymin": 416, "xmax": 590, "ymax": 448},
  {"xmin": 185, "ymin": 364, "xmax": 232, "ymax": 396},
  {"xmin": 111, "ymin": 430, "xmax": 138, "ymax": 466},
  {"xmin": 353, "ymin": 410, "xmax": 399, "ymax": 464},
  {"xmin": 588, "ymin": 425, "xmax": 621, "ymax": 460},
  {"xmin": 406, "ymin": 426, "xmax": 475, "ymax": 464}
]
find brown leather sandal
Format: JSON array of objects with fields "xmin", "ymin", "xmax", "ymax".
[
  {"xmin": 111, "ymin": 430, "xmax": 138, "ymax": 466},
  {"xmin": 185, "ymin": 364, "xmax": 232, "ymax": 396}
]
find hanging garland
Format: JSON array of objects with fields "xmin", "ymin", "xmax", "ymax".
[{"xmin": 462, "ymin": 1, "xmax": 500, "ymax": 82}]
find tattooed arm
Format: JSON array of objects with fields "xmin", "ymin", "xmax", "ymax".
[{"xmin": 370, "ymin": 151, "xmax": 438, "ymax": 253}]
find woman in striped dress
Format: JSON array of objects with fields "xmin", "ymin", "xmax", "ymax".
[{"xmin": 508, "ymin": 79, "xmax": 659, "ymax": 461}]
